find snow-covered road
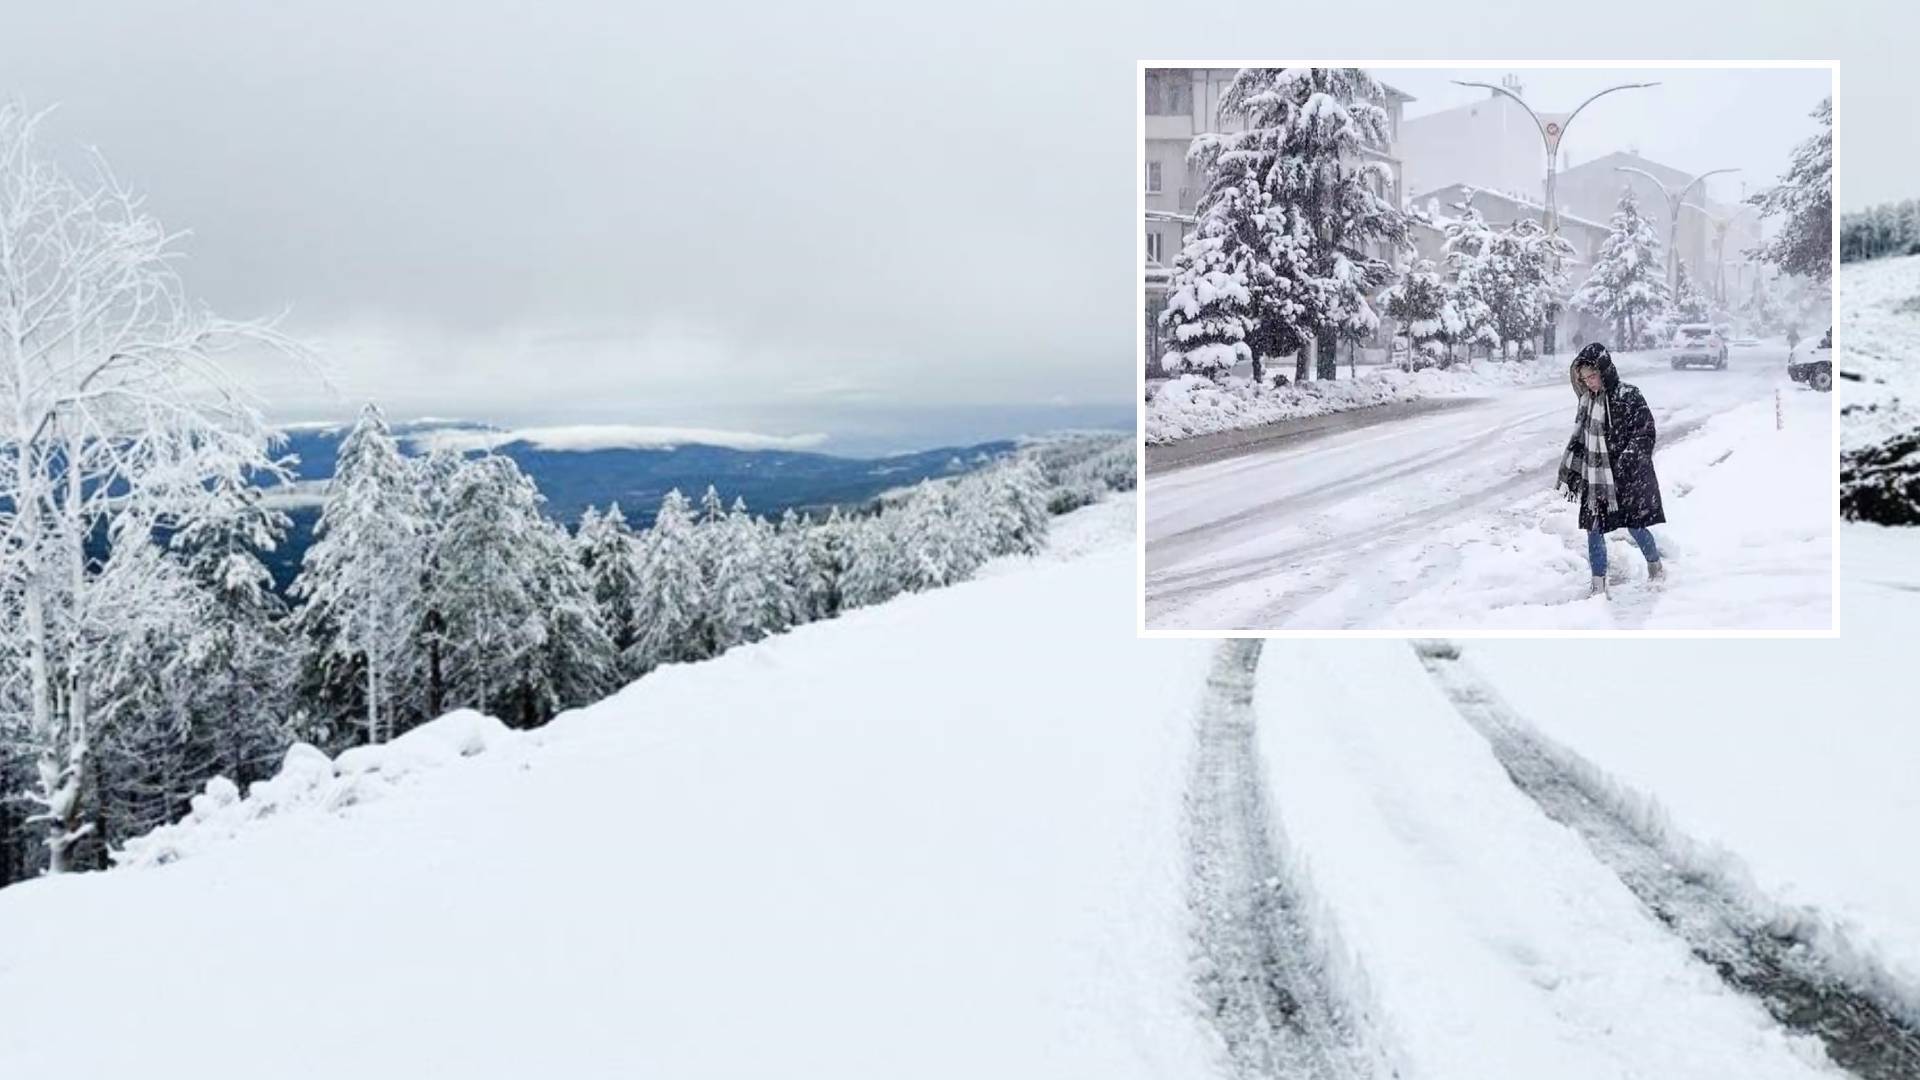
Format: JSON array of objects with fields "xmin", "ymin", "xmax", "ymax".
[
  {"xmin": 1145, "ymin": 346, "xmax": 1832, "ymax": 629},
  {"xmin": 1257, "ymin": 641, "xmax": 1851, "ymax": 1079}
]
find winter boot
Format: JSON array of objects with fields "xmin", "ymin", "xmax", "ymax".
[
  {"xmin": 1589, "ymin": 575, "xmax": 1610, "ymax": 599},
  {"xmin": 1648, "ymin": 561, "xmax": 1667, "ymax": 584}
]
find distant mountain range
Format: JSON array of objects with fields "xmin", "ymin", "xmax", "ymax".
[{"xmin": 257, "ymin": 420, "xmax": 1021, "ymax": 592}]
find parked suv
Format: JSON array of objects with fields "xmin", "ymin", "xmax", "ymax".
[
  {"xmin": 1787, "ymin": 327, "xmax": 1833, "ymax": 392},
  {"xmin": 1670, "ymin": 323, "xmax": 1728, "ymax": 370}
]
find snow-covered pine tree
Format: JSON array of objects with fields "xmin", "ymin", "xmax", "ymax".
[
  {"xmin": 897, "ymin": 482, "xmax": 963, "ymax": 593},
  {"xmin": 1441, "ymin": 204, "xmax": 1502, "ymax": 361},
  {"xmin": 987, "ymin": 458, "xmax": 1051, "ymax": 556},
  {"xmin": 627, "ymin": 489, "xmax": 709, "ymax": 674},
  {"xmin": 0, "ymin": 104, "xmax": 305, "ymax": 872},
  {"xmin": 409, "ymin": 444, "xmax": 467, "ymax": 721},
  {"xmin": 1570, "ymin": 186, "xmax": 1670, "ymax": 348},
  {"xmin": 810, "ymin": 508, "xmax": 851, "ymax": 619},
  {"xmin": 430, "ymin": 454, "xmax": 549, "ymax": 722},
  {"xmin": 776, "ymin": 509, "xmax": 829, "ymax": 625},
  {"xmin": 838, "ymin": 512, "xmax": 904, "ymax": 610},
  {"xmin": 1480, "ymin": 218, "xmax": 1572, "ymax": 358},
  {"xmin": 292, "ymin": 404, "xmax": 426, "ymax": 747},
  {"xmin": 944, "ymin": 479, "xmax": 995, "ymax": 579},
  {"xmin": 575, "ymin": 502, "xmax": 644, "ymax": 656},
  {"xmin": 1512, "ymin": 218, "xmax": 1575, "ymax": 356},
  {"xmin": 1219, "ymin": 67, "xmax": 1409, "ymax": 381},
  {"xmin": 707, "ymin": 497, "xmax": 774, "ymax": 652},
  {"xmin": 1383, "ymin": 257, "xmax": 1450, "ymax": 366},
  {"xmin": 170, "ymin": 481, "xmax": 297, "ymax": 788},
  {"xmin": 524, "ymin": 514, "xmax": 617, "ymax": 722},
  {"xmin": 1158, "ymin": 130, "xmax": 1261, "ymax": 380},
  {"xmin": 1672, "ymin": 260, "xmax": 1712, "ymax": 324},
  {"xmin": 86, "ymin": 531, "xmax": 219, "ymax": 860},
  {"xmin": 1748, "ymin": 97, "xmax": 1831, "ymax": 281},
  {"xmin": 756, "ymin": 512, "xmax": 801, "ymax": 634}
]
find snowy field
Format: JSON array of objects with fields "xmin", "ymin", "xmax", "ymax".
[
  {"xmin": 1468, "ymin": 522, "xmax": 1920, "ymax": 996},
  {"xmin": 1838, "ymin": 253, "xmax": 1920, "ymax": 452},
  {"xmin": 0, "ymin": 499, "xmax": 1220, "ymax": 1079},
  {"xmin": 1146, "ymin": 345, "xmax": 1834, "ymax": 630},
  {"xmin": 1146, "ymin": 357, "xmax": 1555, "ymax": 445}
]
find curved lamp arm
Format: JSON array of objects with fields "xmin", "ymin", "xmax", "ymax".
[
  {"xmin": 1675, "ymin": 167, "xmax": 1740, "ymax": 217},
  {"xmin": 1451, "ymin": 80, "xmax": 1548, "ymax": 146},
  {"xmin": 1565, "ymin": 82, "xmax": 1661, "ymax": 133},
  {"xmin": 1614, "ymin": 165, "xmax": 1677, "ymax": 206}
]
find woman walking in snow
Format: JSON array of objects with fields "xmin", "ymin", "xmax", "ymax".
[{"xmin": 1555, "ymin": 342, "xmax": 1667, "ymax": 598}]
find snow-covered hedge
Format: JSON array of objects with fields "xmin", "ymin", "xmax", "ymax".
[
  {"xmin": 1146, "ymin": 362, "xmax": 1553, "ymax": 445},
  {"xmin": 114, "ymin": 710, "xmax": 516, "ymax": 869}
]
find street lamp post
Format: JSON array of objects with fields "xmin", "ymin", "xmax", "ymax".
[
  {"xmin": 1452, "ymin": 79, "xmax": 1658, "ymax": 356},
  {"xmin": 1612, "ymin": 165, "xmax": 1738, "ymax": 297},
  {"xmin": 1706, "ymin": 206, "xmax": 1754, "ymax": 305}
]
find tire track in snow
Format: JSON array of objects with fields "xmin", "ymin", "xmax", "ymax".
[
  {"xmin": 1186, "ymin": 640, "xmax": 1385, "ymax": 1079},
  {"xmin": 1414, "ymin": 643, "xmax": 1920, "ymax": 1080}
]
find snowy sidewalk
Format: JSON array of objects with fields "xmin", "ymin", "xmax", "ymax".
[{"xmin": 1146, "ymin": 358, "xmax": 1560, "ymax": 446}]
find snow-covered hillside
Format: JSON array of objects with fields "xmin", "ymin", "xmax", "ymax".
[
  {"xmin": 1838, "ymin": 253, "xmax": 1920, "ymax": 452},
  {"xmin": 0, "ymin": 500, "xmax": 1218, "ymax": 1079},
  {"xmin": 2, "ymin": 496, "xmax": 1912, "ymax": 1077}
]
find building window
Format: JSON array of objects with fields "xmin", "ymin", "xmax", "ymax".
[
  {"xmin": 1145, "ymin": 160, "xmax": 1163, "ymax": 194},
  {"xmin": 1146, "ymin": 230, "xmax": 1163, "ymax": 264},
  {"xmin": 1145, "ymin": 70, "xmax": 1192, "ymax": 116}
]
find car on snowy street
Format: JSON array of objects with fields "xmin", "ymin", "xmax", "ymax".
[
  {"xmin": 1787, "ymin": 326, "xmax": 1833, "ymax": 391},
  {"xmin": 1670, "ymin": 324, "xmax": 1728, "ymax": 370}
]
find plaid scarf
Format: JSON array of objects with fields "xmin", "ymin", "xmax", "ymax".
[{"xmin": 1556, "ymin": 392, "xmax": 1620, "ymax": 517}]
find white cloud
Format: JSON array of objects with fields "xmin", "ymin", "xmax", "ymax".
[{"xmin": 407, "ymin": 424, "xmax": 830, "ymax": 454}]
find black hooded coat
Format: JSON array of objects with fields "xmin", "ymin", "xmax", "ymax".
[{"xmin": 1566, "ymin": 347, "xmax": 1666, "ymax": 532}]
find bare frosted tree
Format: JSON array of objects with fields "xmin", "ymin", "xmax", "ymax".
[{"xmin": 0, "ymin": 104, "xmax": 305, "ymax": 873}]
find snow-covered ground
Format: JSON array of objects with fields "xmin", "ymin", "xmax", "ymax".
[
  {"xmin": 1146, "ymin": 357, "xmax": 1555, "ymax": 445},
  {"xmin": 0, "ymin": 499, "xmax": 1219, "ymax": 1079},
  {"xmin": 1257, "ymin": 641, "xmax": 1843, "ymax": 1078},
  {"xmin": 1838, "ymin": 254, "xmax": 1920, "ymax": 452},
  {"xmin": 2, "ymin": 493, "xmax": 1911, "ymax": 1077},
  {"xmin": 1146, "ymin": 345, "xmax": 1834, "ymax": 630},
  {"xmin": 1468, "ymin": 522, "xmax": 1920, "ymax": 997}
]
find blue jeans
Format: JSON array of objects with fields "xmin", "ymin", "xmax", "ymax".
[{"xmin": 1588, "ymin": 527, "xmax": 1660, "ymax": 575}]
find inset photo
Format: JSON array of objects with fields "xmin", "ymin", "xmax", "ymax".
[{"xmin": 1140, "ymin": 63, "xmax": 1836, "ymax": 634}]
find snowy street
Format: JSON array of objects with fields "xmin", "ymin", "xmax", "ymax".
[{"xmin": 1145, "ymin": 345, "xmax": 1834, "ymax": 630}]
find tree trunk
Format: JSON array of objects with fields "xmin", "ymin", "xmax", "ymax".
[
  {"xmin": 366, "ymin": 657, "xmax": 380, "ymax": 745},
  {"xmin": 1316, "ymin": 327, "xmax": 1338, "ymax": 381},
  {"xmin": 425, "ymin": 610, "xmax": 445, "ymax": 719}
]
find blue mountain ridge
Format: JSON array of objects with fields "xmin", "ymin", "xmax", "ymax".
[{"xmin": 260, "ymin": 422, "xmax": 1019, "ymax": 593}]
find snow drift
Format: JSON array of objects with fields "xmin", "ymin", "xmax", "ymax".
[{"xmin": 0, "ymin": 501, "xmax": 1219, "ymax": 1079}]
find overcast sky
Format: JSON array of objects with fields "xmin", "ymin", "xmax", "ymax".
[
  {"xmin": 1384, "ymin": 67, "xmax": 1830, "ymax": 211},
  {"xmin": 0, "ymin": 2, "xmax": 1888, "ymax": 453}
]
